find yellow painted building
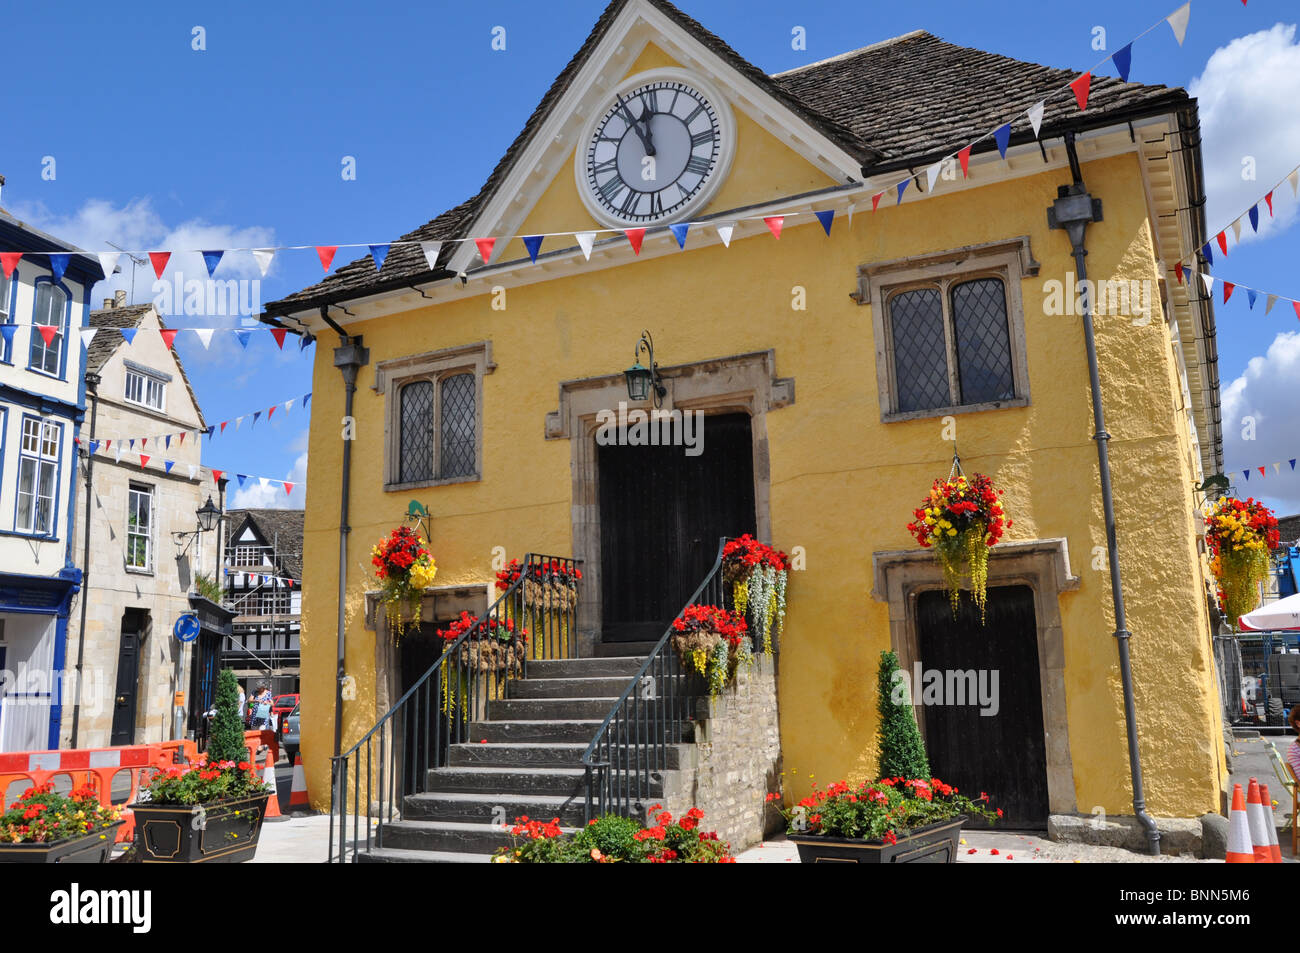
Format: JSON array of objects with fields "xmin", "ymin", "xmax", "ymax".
[{"xmin": 265, "ymin": 0, "xmax": 1227, "ymax": 839}]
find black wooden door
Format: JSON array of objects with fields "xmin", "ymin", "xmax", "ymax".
[
  {"xmin": 916, "ymin": 586, "xmax": 1049, "ymax": 829},
  {"xmin": 110, "ymin": 611, "xmax": 144, "ymax": 745},
  {"xmin": 599, "ymin": 412, "xmax": 756, "ymax": 642}
]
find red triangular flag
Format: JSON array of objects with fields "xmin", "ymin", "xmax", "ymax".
[
  {"xmin": 474, "ymin": 238, "xmax": 496, "ymax": 263},
  {"xmin": 316, "ymin": 246, "xmax": 338, "ymax": 271},
  {"xmin": 212, "ymin": 469, "xmax": 224, "ymax": 483},
  {"xmin": 139, "ymin": 454, "xmax": 150, "ymax": 468},
  {"xmin": 1223, "ymin": 281, "xmax": 1235, "ymax": 303},
  {"xmin": 1292, "ymin": 300, "xmax": 1300, "ymax": 321},
  {"xmin": 268, "ymin": 404, "xmax": 277, "ymax": 419},
  {"xmin": 148, "ymin": 252, "xmax": 171, "ymax": 279},
  {"xmin": 1174, "ymin": 262, "xmax": 1184, "ymax": 284},
  {"xmin": 1259, "ymin": 466, "xmax": 1267, "ymax": 477},
  {"xmin": 1070, "ymin": 72, "xmax": 1092, "ymax": 111},
  {"xmin": 957, "ymin": 146, "xmax": 971, "ymax": 178},
  {"xmin": 763, "ymin": 216, "xmax": 784, "ymax": 239},
  {"xmin": 288, "ymin": 579, "xmax": 294, "ymax": 589},
  {"xmin": 159, "ymin": 329, "xmax": 179, "ymax": 349},
  {"xmin": 872, "ymin": 192, "xmax": 884, "ymax": 212},
  {"xmin": 178, "ymin": 431, "xmax": 186, "ymax": 446},
  {"xmin": 283, "ymin": 482, "xmax": 294, "ymax": 496},
  {"xmin": 220, "ymin": 421, "xmax": 228, "ymax": 433},
  {"xmin": 1266, "ymin": 191, "xmax": 1275, "ymax": 216},
  {"xmin": 270, "ymin": 328, "xmax": 287, "ymax": 349},
  {"xmin": 37, "ymin": 325, "xmax": 58, "ymax": 347},
  {"xmin": 1216, "ymin": 231, "xmax": 1228, "ymax": 255},
  {"xmin": 141, "ymin": 437, "xmax": 148, "ymax": 448},
  {"xmin": 0, "ymin": 253, "xmax": 21, "ymax": 278},
  {"xmin": 104, "ymin": 439, "xmax": 111, "ymax": 451},
  {"xmin": 623, "ymin": 229, "xmax": 645, "ymax": 255}
]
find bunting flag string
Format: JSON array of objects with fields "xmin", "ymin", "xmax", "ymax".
[
  {"xmin": 1170, "ymin": 158, "xmax": 1300, "ymax": 272},
  {"xmin": 85, "ymin": 392, "xmax": 312, "ymax": 450},
  {"xmin": 1232, "ymin": 457, "xmax": 1299, "ymax": 485},
  {"xmin": 221, "ymin": 567, "xmax": 300, "ymax": 589},
  {"xmin": 78, "ymin": 442, "xmax": 303, "ymax": 495},
  {"xmin": 0, "ymin": 6, "xmax": 1208, "ymax": 283},
  {"xmin": 1176, "ymin": 264, "xmax": 1300, "ymax": 322}
]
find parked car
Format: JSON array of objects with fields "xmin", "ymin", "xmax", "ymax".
[
  {"xmin": 280, "ymin": 703, "xmax": 300, "ymax": 764},
  {"xmin": 272, "ymin": 693, "xmax": 300, "ymax": 717}
]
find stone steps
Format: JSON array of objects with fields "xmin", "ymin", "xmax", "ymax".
[
  {"xmin": 357, "ymin": 846, "xmax": 492, "ymax": 864},
  {"xmin": 377, "ymin": 818, "xmax": 579, "ymax": 854},
  {"xmin": 403, "ymin": 790, "xmax": 589, "ymax": 827}
]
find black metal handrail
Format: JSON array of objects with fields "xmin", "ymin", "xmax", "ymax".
[
  {"xmin": 581, "ymin": 536, "xmax": 780, "ymax": 822},
  {"xmin": 328, "ymin": 552, "xmax": 581, "ymax": 862}
]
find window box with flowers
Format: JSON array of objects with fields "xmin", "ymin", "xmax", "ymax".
[
  {"xmin": 491, "ymin": 807, "xmax": 734, "ymax": 863},
  {"xmin": 0, "ymin": 783, "xmax": 124, "ymax": 863}
]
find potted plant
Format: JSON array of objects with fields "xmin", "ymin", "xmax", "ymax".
[
  {"xmin": 372, "ymin": 525, "xmax": 437, "ymax": 640},
  {"xmin": 129, "ymin": 669, "xmax": 272, "ymax": 863},
  {"xmin": 722, "ymin": 535, "xmax": 788, "ymax": 653},
  {"xmin": 1204, "ymin": 496, "xmax": 1280, "ymax": 628},
  {"xmin": 669, "ymin": 603, "xmax": 752, "ymax": 696},
  {"xmin": 774, "ymin": 651, "xmax": 999, "ymax": 863},
  {"xmin": 0, "ymin": 783, "xmax": 123, "ymax": 864},
  {"xmin": 492, "ymin": 807, "xmax": 734, "ymax": 863}
]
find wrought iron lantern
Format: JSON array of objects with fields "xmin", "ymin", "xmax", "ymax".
[
  {"xmin": 624, "ymin": 330, "xmax": 666, "ymax": 407},
  {"xmin": 196, "ymin": 496, "xmax": 221, "ymax": 533}
]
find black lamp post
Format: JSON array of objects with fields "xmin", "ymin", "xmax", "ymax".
[
  {"xmin": 196, "ymin": 496, "xmax": 221, "ymax": 533},
  {"xmin": 624, "ymin": 330, "xmax": 666, "ymax": 407}
]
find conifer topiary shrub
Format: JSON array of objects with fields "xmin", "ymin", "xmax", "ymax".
[
  {"xmin": 208, "ymin": 669, "xmax": 246, "ymax": 763},
  {"xmin": 875, "ymin": 650, "xmax": 930, "ymax": 780}
]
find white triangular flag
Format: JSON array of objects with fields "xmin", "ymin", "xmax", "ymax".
[
  {"xmin": 925, "ymin": 161, "xmax": 943, "ymax": 193},
  {"xmin": 259, "ymin": 477, "xmax": 270, "ymax": 489},
  {"xmin": 193, "ymin": 328, "xmax": 214, "ymax": 349},
  {"xmin": 251, "ymin": 248, "xmax": 275, "ymax": 277},
  {"xmin": 1167, "ymin": 3, "xmax": 1191, "ymax": 46},
  {"xmin": 115, "ymin": 445, "xmax": 122, "ymax": 463},
  {"xmin": 1028, "ymin": 102, "xmax": 1046, "ymax": 138},
  {"xmin": 235, "ymin": 416, "xmax": 244, "ymax": 431},
  {"xmin": 1291, "ymin": 169, "xmax": 1300, "ymax": 197},
  {"xmin": 716, "ymin": 223, "xmax": 735, "ymax": 248},
  {"xmin": 420, "ymin": 241, "xmax": 443, "ymax": 270},
  {"xmin": 1200, "ymin": 273, "xmax": 1214, "ymax": 296},
  {"xmin": 284, "ymin": 398, "xmax": 295, "ymax": 413},
  {"xmin": 1274, "ymin": 462, "xmax": 1282, "ymax": 475},
  {"xmin": 574, "ymin": 232, "xmax": 596, "ymax": 261},
  {"xmin": 1266, "ymin": 295, "xmax": 1279, "ymax": 315},
  {"xmin": 188, "ymin": 464, "xmax": 198, "ymax": 480},
  {"xmin": 1231, "ymin": 219, "xmax": 1243, "ymax": 243},
  {"xmin": 97, "ymin": 253, "xmax": 120, "ymax": 281},
  {"xmin": 80, "ymin": 328, "xmax": 98, "ymax": 349},
  {"xmin": 847, "ymin": 205, "xmax": 854, "ymax": 228}
]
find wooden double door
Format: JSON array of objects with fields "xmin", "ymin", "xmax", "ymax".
[{"xmin": 597, "ymin": 412, "xmax": 756, "ymax": 643}]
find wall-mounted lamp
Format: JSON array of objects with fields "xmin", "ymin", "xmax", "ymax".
[{"xmin": 624, "ymin": 330, "xmax": 666, "ymax": 407}]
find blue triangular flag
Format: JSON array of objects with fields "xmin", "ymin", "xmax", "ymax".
[
  {"xmin": 1112, "ymin": 43, "xmax": 1133, "ymax": 83},
  {"xmin": 369, "ymin": 244, "xmax": 390, "ymax": 271},
  {"xmin": 896, "ymin": 179, "xmax": 909, "ymax": 205},
  {"xmin": 1249, "ymin": 205, "xmax": 1259, "ymax": 233},
  {"xmin": 303, "ymin": 393, "xmax": 312, "ymax": 410},
  {"xmin": 668, "ymin": 224, "xmax": 690, "ymax": 249},
  {"xmin": 1291, "ymin": 459, "xmax": 1297, "ymax": 471},
  {"xmin": 994, "ymin": 123, "xmax": 1012, "ymax": 159},
  {"xmin": 89, "ymin": 440, "xmax": 99, "ymax": 454},
  {"xmin": 1247, "ymin": 289, "xmax": 1257, "ymax": 310},
  {"xmin": 201, "ymin": 250, "xmax": 224, "ymax": 277},
  {"xmin": 299, "ymin": 333, "xmax": 313, "ymax": 351},
  {"xmin": 164, "ymin": 460, "xmax": 175, "ymax": 474},
  {"xmin": 129, "ymin": 439, "xmax": 135, "ymax": 450},
  {"xmin": 522, "ymin": 236, "xmax": 544, "ymax": 263},
  {"xmin": 120, "ymin": 327, "xmax": 137, "ymax": 346},
  {"xmin": 252, "ymin": 410, "xmax": 262, "ymax": 426},
  {"xmin": 234, "ymin": 329, "xmax": 251, "ymax": 349},
  {"xmin": 206, "ymin": 426, "xmax": 215, "ymax": 440},
  {"xmin": 237, "ymin": 474, "xmax": 249, "ymax": 487},
  {"xmin": 814, "ymin": 210, "xmax": 835, "ymax": 236},
  {"xmin": 1201, "ymin": 243, "xmax": 1213, "ymax": 267},
  {"xmin": 165, "ymin": 434, "xmax": 172, "ymax": 449},
  {"xmin": 0, "ymin": 325, "xmax": 15, "ymax": 348},
  {"xmin": 47, "ymin": 253, "xmax": 70, "ymax": 282},
  {"xmin": 1242, "ymin": 469, "xmax": 1250, "ymax": 481}
]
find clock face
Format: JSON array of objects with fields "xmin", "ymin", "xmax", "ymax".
[{"xmin": 582, "ymin": 77, "xmax": 726, "ymax": 226}]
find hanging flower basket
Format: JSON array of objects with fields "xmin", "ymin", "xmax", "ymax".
[
  {"xmin": 372, "ymin": 526, "xmax": 437, "ymax": 641},
  {"xmin": 906, "ymin": 469, "xmax": 1009, "ymax": 623},
  {"xmin": 496, "ymin": 558, "xmax": 581, "ymax": 612},
  {"xmin": 1204, "ymin": 496, "xmax": 1280, "ymax": 629},
  {"xmin": 721, "ymin": 535, "xmax": 788, "ymax": 654},
  {"xmin": 434, "ymin": 611, "xmax": 530, "ymax": 713},
  {"xmin": 670, "ymin": 604, "xmax": 752, "ymax": 696}
]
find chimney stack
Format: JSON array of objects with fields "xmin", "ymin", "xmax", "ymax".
[{"xmin": 114, "ymin": 289, "xmax": 126, "ymax": 308}]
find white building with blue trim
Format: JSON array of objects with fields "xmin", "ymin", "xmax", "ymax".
[{"xmin": 0, "ymin": 206, "xmax": 104, "ymax": 752}]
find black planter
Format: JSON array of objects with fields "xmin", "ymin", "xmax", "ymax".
[
  {"xmin": 0, "ymin": 821, "xmax": 125, "ymax": 864},
  {"xmin": 788, "ymin": 817, "xmax": 965, "ymax": 863},
  {"xmin": 129, "ymin": 793, "xmax": 270, "ymax": 863}
]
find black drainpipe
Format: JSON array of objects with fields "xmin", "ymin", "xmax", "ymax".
[
  {"xmin": 320, "ymin": 305, "xmax": 369, "ymax": 761},
  {"xmin": 69, "ymin": 371, "xmax": 100, "ymax": 748},
  {"xmin": 1048, "ymin": 131, "xmax": 1160, "ymax": 855}
]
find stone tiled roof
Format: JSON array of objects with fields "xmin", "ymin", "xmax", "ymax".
[
  {"xmin": 87, "ymin": 304, "xmax": 208, "ymax": 429},
  {"xmin": 263, "ymin": 2, "xmax": 1188, "ymax": 318},
  {"xmin": 1278, "ymin": 514, "xmax": 1300, "ymax": 548},
  {"xmin": 225, "ymin": 508, "xmax": 305, "ymax": 580}
]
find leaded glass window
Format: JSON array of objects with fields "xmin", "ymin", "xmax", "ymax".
[
  {"xmin": 399, "ymin": 380, "xmax": 434, "ymax": 483},
  {"xmin": 395, "ymin": 370, "xmax": 478, "ymax": 485},
  {"xmin": 439, "ymin": 373, "xmax": 475, "ymax": 479}
]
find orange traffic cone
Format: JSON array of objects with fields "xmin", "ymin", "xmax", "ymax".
[
  {"xmin": 289, "ymin": 754, "xmax": 310, "ymax": 811},
  {"xmin": 1226, "ymin": 783, "xmax": 1255, "ymax": 863},
  {"xmin": 1246, "ymin": 778, "xmax": 1272, "ymax": 864},
  {"xmin": 262, "ymin": 756, "xmax": 283, "ymax": 820},
  {"xmin": 1260, "ymin": 782, "xmax": 1284, "ymax": 863}
]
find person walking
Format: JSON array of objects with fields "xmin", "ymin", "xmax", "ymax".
[{"xmin": 251, "ymin": 683, "xmax": 273, "ymax": 730}]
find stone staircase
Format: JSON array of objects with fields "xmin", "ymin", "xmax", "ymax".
[{"xmin": 358, "ymin": 642, "xmax": 683, "ymax": 863}]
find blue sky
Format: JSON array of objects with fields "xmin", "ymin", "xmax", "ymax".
[{"xmin": 1, "ymin": 0, "xmax": 1297, "ymax": 512}]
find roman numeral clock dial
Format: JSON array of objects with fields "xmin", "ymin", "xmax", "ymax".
[{"xmin": 578, "ymin": 71, "xmax": 734, "ymax": 228}]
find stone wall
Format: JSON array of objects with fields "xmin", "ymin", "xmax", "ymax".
[{"xmin": 662, "ymin": 654, "xmax": 783, "ymax": 853}]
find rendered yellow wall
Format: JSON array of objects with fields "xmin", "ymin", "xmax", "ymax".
[{"xmin": 296, "ymin": 61, "xmax": 1225, "ymax": 819}]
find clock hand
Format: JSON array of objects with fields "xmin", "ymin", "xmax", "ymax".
[{"xmin": 616, "ymin": 93, "xmax": 655, "ymax": 157}]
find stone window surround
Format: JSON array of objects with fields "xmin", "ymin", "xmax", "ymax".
[
  {"xmin": 546, "ymin": 349, "xmax": 794, "ymax": 655},
  {"xmin": 372, "ymin": 341, "xmax": 496, "ymax": 492},
  {"xmin": 855, "ymin": 237, "xmax": 1038, "ymax": 424},
  {"xmin": 125, "ymin": 481, "xmax": 155, "ymax": 575},
  {"xmin": 870, "ymin": 537, "xmax": 1080, "ymax": 817}
]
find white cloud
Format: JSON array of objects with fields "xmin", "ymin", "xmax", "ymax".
[
  {"xmin": 1189, "ymin": 24, "xmax": 1300, "ymax": 248},
  {"xmin": 230, "ymin": 451, "xmax": 307, "ymax": 510},
  {"xmin": 1221, "ymin": 331, "xmax": 1300, "ymax": 510}
]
